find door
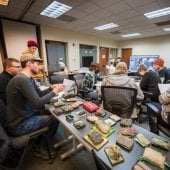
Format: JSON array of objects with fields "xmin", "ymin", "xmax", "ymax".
[
  {"xmin": 121, "ymin": 48, "xmax": 132, "ymax": 68},
  {"xmin": 46, "ymin": 41, "xmax": 66, "ymax": 75},
  {"xmin": 99, "ymin": 47, "xmax": 109, "ymax": 72}
]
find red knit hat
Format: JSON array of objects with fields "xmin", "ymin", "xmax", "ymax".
[
  {"xmin": 153, "ymin": 58, "xmax": 164, "ymax": 67},
  {"xmin": 27, "ymin": 40, "xmax": 38, "ymax": 47}
]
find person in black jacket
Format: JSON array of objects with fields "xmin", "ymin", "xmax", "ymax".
[
  {"xmin": 153, "ymin": 58, "xmax": 170, "ymax": 83},
  {"xmin": 137, "ymin": 64, "xmax": 161, "ymax": 102},
  {"xmin": 0, "ymin": 58, "xmax": 21, "ymax": 104}
]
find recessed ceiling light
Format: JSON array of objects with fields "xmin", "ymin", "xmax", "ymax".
[
  {"xmin": 144, "ymin": 7, "xmax": 170, "ymax": 19},
  {"xmin": 163, "ymin": 28, "xmax": 170, "ymax": 31},
  {"xmin": 94, "ymin": 23, "xmax": 119, "ymax": 31},
  {"xmin": 121, "ymin": 33, "xmax": 141, "ymax": 38},
  {"xmin": 40, "ymin": 1, "xmax": 72, "ymax": 18},
  {"xmin": 0, "ymin": 0, "xmax": 9, "ymax": 6}
]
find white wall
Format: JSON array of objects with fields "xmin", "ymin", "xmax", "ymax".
[
  {"xmin": 2, "ymin": 19, "xmax": 37, "ymax": 60},
  {"xmin": 41, "ymin": 26, "xmax": 118, "ymax": 71},
  {"xmin": 118, "ymin": 35, "xmax": 170, "ymax": 67}
]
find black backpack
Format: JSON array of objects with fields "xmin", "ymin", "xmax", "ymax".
[{"xmin": 0, "ymin": 100, "xmax": 11, "ymax": 164}]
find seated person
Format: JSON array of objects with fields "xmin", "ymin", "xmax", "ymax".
[
  {"xmin": 138, "ymin": 64, "xmax": 161, "ymax": 102},
  {"xmin": 32, "ymin": 62, "xmax": 46, "ymax": 85},
  {"xmin": 82, "ymin": 62, "xmax": 102, "ymax": 100},
  {"xmin": 102, "ymin": 62, "xmax": 144, "ymax": 118},
  {"xmin": 158, "ymin": 87, "xmax": 170, "ymax": 129},
  {"xmin": 0, "ymin": 58, "xmax": 21, "ymax": 104},
  {"xmin": 153, "ymin": 58, "xmax": 170, "ymax": 83},
  {"xmin": 5, "ymin": 54, "xmax": 64, "ymax": 159}
]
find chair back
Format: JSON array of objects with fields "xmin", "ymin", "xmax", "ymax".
[
  {"xmin": 73, "ymin": 73, "xmax": 85, "ymax": 89},
  {"xmin": 73, "ymin": 73, "xmax": 85, "ymax": 96},
  {"xmin": 101, "ymin": 86, "xmax": 137, "ymax": 118}
]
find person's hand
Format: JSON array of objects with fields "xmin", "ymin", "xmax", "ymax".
[{"xmin": 52, "ymin": 84, "xmax": 64, "ymax": 94}]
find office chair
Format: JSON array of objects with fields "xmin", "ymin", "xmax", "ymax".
[
  {"xmin": 101, "ymin": 86, "xmax": 137, "ymax": 118},
  {"xmin": 146, "ymin": 102, "xmax": 170, "ymax": 137},
  {"xmin": 49, "ymin": 74, "xmax": 68, "ymax": 84},
  {"xmin": 91, "ymin": 150, "xmax": 111, "ymax": 170},
  {"xmin": 73, "ymin": 73, "xmax": 88, "ymax": 98},
  {"xmin": 138, "ymin": 91, "xmax": 154, "ymax": 123},
  {"xmin": 0, "ymin": 100, "xmax": 50, "ymax": 169}
]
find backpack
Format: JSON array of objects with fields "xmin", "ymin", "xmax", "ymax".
[
  {"xmin": 0, "ymin": 100, "xmax": 11, "ymax": 163},
  {"xmin": 0, "ymin": 124, "xmax": 11, "ymax": 163}
]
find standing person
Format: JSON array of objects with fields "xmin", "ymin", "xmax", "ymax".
[
  {"xmin": 58, "ymin": 58, "xmax": 68, "ymax": 73},
  {"xmin": 6, "ymin": 54, "xmax": 64, "ymax": 159},
  {"xmin": 138, "ymin": 64, "xmax": 161, "ymax": 102},
  {"xmin": 22, "ymin": 40, "xmax": 39, "ymax": 57},
  {"xmin": 105, "ymin": 59, "xmax": 116, "ymax": 75},
  {"xmin": 22, "ymin": 40, "xmax": 46, "ymax": 83},
  {"xmin": 153, "ymin": 58, "xmax": 170, "ymax": 83},
  {"xmin": 0, "ymin": 58, "xmax": 21, "ymax": 104}
]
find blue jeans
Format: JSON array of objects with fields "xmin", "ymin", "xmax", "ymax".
[{"xmin": 9, "ymin": 115, "xmax": 59, "ymax": 151}]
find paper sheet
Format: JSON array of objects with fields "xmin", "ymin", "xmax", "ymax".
[
  {"xmin": 158, "ymin": 83, "xmax": 170, "ymax": 94},
  {"xmin": 63, "ymin": 78, "xmax": 75, "ymax": 92},
  {"xmin": 39, "ymin": 85, "xmax": 49, "ymax": 91}
]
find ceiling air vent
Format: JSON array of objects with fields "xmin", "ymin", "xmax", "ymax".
[
  {"xmin": 155, "ymin": 20, "xmax": 170, "ymax": 26},
  {"xmin": 110, "ymin": 31, "xmax": 121, "ymax": 34},
  {"xmin": 58, "ymin": 15, "xmax": 77, "ymax": 22}
]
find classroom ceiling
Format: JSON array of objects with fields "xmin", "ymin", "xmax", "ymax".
[{"xmin": 0, "ymin": 0, "xmax": 170, "ymax": 40}]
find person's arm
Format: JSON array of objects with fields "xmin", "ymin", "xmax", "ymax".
[
  {"xmin": 0, "ymin": 78, "xmax": 8, "ymax": 104},
  {"xmin": 140, "ymin": 73, "xmax": 149, "ymax": 91},
  {"xmin": 159, "ymin": 88, "xmax": 170, "ymax": 104},
  {"xmin": 19, "ymin": 77, "xmax": 63, "ymax": 108}
]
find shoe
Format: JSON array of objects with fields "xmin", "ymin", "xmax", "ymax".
[{"xmin": 32, "ymin": 146, "xmax": 57, "ymax": 160}]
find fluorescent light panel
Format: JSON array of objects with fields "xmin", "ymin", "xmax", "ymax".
[
  {"xmin": 40, "ymin": 1, "xmax": 72, "ymax": 18},
  {"xmin": 144, "ymin": 7, "xmax": 170, "ymax": 19},
  {"xmin": 94, "ymin": 23, "xmax": 119, "ymax": 30},
  {"xmin": 163, "ymin": 28, "xmax": 170, "ymax": 31},
  {"xmin": 0, "ymin": 0, "xmax": 9, "ymax": 6},
  {"xmin": 121, "ymin": 33, "xmax": 141, "ymax": 38}
]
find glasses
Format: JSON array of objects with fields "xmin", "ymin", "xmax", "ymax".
[{"xmin": 9, "ymin": 65, "xmax": 21, "ymax": 68}]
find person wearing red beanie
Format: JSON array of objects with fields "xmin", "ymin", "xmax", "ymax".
[{"xmin": 153, "ymin": 58, "xmax": 170, "ymax": 83}]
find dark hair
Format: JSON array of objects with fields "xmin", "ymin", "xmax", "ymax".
[
  {"xmin": 21, "ymin": 60, "xmax": 34, "ymax": 68},
  {"xmin": 137, "ymin": 64, "xmax": 148, "ymax": 72},
  {"xmin": 3, "ymin": 58, "xmax": 20, "ymax": 70}
]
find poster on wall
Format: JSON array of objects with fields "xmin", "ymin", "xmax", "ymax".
[{"xmin": 129, "ymin": 55, "xmax": 159, "ymax": 72}]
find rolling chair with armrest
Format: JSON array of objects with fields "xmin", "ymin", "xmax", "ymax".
[
  {"xmin": 138, "ymin": 91, "xmax": 154, "ymax": 123},
  {"xmin": 0, "ymin": 100, "xmax": 51, "ymax": 169},
  {"xmin": 73, "ymin": 73, "xmax": 89, "ymax": 99},
  {"xmin": 146, "ymin": 102, "xmax": 170, "ymax": 137},
  {"xmin": 101, "ymin": 86, "xmax": 137, "ymax": 118}
]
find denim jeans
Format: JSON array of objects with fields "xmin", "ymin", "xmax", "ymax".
[{"xmin": 9, "ymin": 115, "xmax": 59, "ymax": 151}]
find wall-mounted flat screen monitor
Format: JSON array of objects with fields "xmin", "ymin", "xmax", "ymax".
[
  {"xmin": 129, "ymin": 55, "xmax": 159, "ymax": 73},
  {"xmin": 82, "ymin": 56, "xmax": 93, "ymax": 67}
]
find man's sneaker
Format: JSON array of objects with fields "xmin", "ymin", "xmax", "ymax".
[{"xmin": 32, "ymin": 146, "xmax": 57, "ymax": 160}]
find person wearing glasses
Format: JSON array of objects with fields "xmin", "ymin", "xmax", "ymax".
[
  {"xmin": 5, "ymin": 54, "xmax": 64, "ymax": 159},
  {"xmin": 0, "ymin": 58, "xmax": 21, "ymax": 104}
]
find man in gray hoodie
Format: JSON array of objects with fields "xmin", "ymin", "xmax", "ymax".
[{"xmin": 102, "ymin": 62, "xmax": 144, "ymax": 118}]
